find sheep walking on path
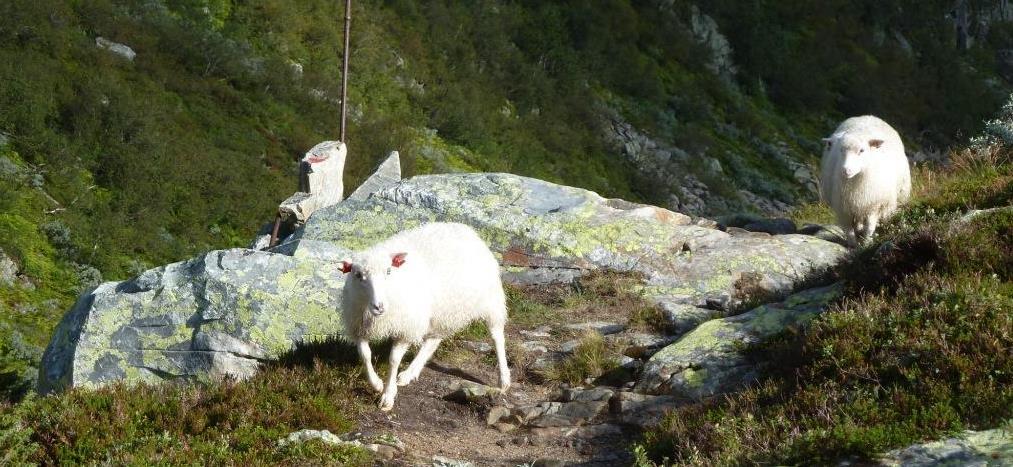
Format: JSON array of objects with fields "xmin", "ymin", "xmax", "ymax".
[
  {"xmin": 820, "ymin": 115, "xmax": 912, "ymax": 246},
  {"xmin": 338, "ymin": 222, "xmax": 510, "ymax": 411}
]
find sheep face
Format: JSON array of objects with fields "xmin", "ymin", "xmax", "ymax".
[
  {"xmin": 825, "ymin": 135, "xmax": 885, "ymax": 180},
  {"xmin": 340, "ymin": 252, "xmax": 408, "ymax": 317}
]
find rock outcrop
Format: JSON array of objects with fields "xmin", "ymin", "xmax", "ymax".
[
  {"xmin": 95, "ymin": 37, "xmax": 136, "ymax": 61},
  {"xmin": 41, "ymin": 154, "xmax": 846, "ymax": 391},
  {"xmin": 39, "ymin": 249, "xmax": 345, "ymax": 393},
  {"xmin": 873, "ymin": 427, "xmax": 1013, "ymax": 466},
  {"xmin": 637, "ymin": 284, "xmax": 842, "ymax": 399}
]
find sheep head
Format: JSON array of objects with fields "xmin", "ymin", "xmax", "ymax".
[
  {"xmin": 829, "ymin": 134, "xmax": 884, "ymax": 179},
  {"xmin": 338, "ymin": 252, "xmax": 408, "ymax": 316}
]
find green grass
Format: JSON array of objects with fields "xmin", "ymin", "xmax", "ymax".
[
  {"xmin": 789, "ymin": 202, "xmax": 836, "ymax": 226},
  {"xmin": 544, "ymin": 332, "xmax": 622, "ymax": 387},
  {"xmin": 0, "ymin": 341, "xmax": 375, "ymax": 465},
  {"xmin": 634, "ymin": 141, "xmax": 1013, "ymax": 465}
]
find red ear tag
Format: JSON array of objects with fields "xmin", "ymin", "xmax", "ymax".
[
  {"xmin": 391, "ymin": 253, "xmax": 407, "ymax": 268},
  {"xmin": 340, "ymin": 261, "xmax": 353, "ymax": 274}
]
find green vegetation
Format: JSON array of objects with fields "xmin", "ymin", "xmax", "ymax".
[
  {"xmin": 0, "ymin": 342, "xmax": 374, "ymax": 465},
  {"xmin": 546, "ymin": 331, "xmax": 621, "ymax": 387},
  {"xmin": 634, "ymin": 103, "xmax": 1013, "ymax": 465}
]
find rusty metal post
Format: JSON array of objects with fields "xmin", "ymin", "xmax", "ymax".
[
  {"xmin": 340, "ymin": 0, "xmax": 352, "ymax": 143},
  {"xmin": 268, "ymin": 214, "xmax": 282, "ymax": 248}
]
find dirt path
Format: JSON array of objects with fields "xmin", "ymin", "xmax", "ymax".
[{"xmin": 356, "ymin": 364, "xmax": 635, "ymax": 466}]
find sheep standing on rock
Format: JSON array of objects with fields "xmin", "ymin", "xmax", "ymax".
[
  {"xmin": 338, "ymin": 222, "xmax": 510, "ymax": 411},
  {"xmin": 820, "ymin": 115, "xmax": 912, "ymax": 246}
]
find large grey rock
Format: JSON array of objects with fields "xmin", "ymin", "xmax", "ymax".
[
  {"xmin": 295, "ymin": 172, "xmax": 846, "ymax": 312},
  {"xmin": 39, "ymin": 249, "xmax": 345, "ymax": 393},
  {"xmin": 0, "ymin": 247, "xmax": 17, "ymax": 286},
  {"xmin": 637, "ymin": 283, "xmax": 842, "ymax": 399},
  {"xmin": 872, "ymin": 428, "xmax": 1013, "ymax": 466},
  {"xmin": 42, "ymin": 168, "xmax": 846, "ymax": 391},
  {"xmin": 95, "ymin": 37, "xmax": 136, "ymax": 61}
]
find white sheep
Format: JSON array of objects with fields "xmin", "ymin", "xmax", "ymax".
[
  {"xmin": 337, "ymin": 222, "xmax": 511, "ymax": 411},
  {"xmin": 820, "ymin": 115, "xmax": 912, "ymax": 246}
]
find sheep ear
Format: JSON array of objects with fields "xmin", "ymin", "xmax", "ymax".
[
  {"xmin": 391, "ymin": 252, "xmax": 407, "ymax": 268},
  {"xmin": 869, "ymin": 139, "xmax": 884, "ymax": 149},
  {"xmin": 338, "ymin": 261, "xmax": 353, "ymax": 274}
]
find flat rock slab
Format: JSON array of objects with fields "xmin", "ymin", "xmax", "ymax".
[
  {"xmin": 562, "ymin": 321, "xmax": 626, "ymax": 335},
  {"xmin": 873, "ymin": 428, "xmax": 1013, "ymax": 466},
  {"xmin": 610, "ymin": 392, "xmax": 682, "ymax": 428},
  {"xmin": 636, "ymin": 283, "xmax": 842, "ymax": 399},
  {"xmin": 528, "ymin": 400, "xmax": 609, "ymax": 427},
  {"xmin": 39, "ymin": 249, "xmax": 345, "ymax": 393}
]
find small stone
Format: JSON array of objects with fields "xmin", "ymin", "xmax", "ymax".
[
  {"xmin": 563, "ymin": 321, "xmax": 625, "ymax": 335},
  {"xmin": 487, "ymin": 406, "xmax": 511, "ymax": 425},
  {"xmin": 521, "ymin": 341, "xmax": 549, "ymax": 353},
  {"xmin": 493, "ymin": 422, "xmax": 517, "ymax": 433},
  {"xmin": 496, "ymin": 439, "xmax": 508, "ymax": 448},
  {"xmin": 529, "ymin": 400, "xmax": 608, "ymax": 427},
  {"xmin": 463, "ymin": 340, "xmax": 492, "ymax": 353},
  {"xmin": 560, "ymin": 340, "xmax": 582, "ymax": 353},
  {"xmin": 513, "ymin": 405, "xmax": 547, "ymax": 423},
  {"xmin": 366, "ymin": 443, "xmax": 398, "ymax": 460},
  {"xmin": 511, "ymin": 436, "xmax": 529, "ymax": 446},
  {"xmin": 445, "ymin": 380, "xmax": 502, "ymax": 404}
]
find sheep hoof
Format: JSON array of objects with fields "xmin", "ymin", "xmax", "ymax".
[
  {"xmin": 396, "ymin": 370, "xmax": 417, "ymax": 387},
  {"xmin": 369, "ymin": 378, "xmax": 384, "ymax": 393},
  {"xmin": 378, "ymin": 394, "xmax": 396, "ymax": 411}
]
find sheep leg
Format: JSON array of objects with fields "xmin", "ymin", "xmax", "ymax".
[
  {"xmin": 397, "ymin": 338, "xmax": 441, "ymax": 386},
  {"xmin": 490, "ymin": 323, "xmax": 511, "ymax": 392},
  {"xmin": 861, "ymin": 213, "xmax": 880, "ymax": 245},
  {"xmin": 357, "ymin": 339, "xmax": 384, "ymax": 393},
  {"xmin": 379, "ymin": 341, "xmax": 409, "ymax": 411}
]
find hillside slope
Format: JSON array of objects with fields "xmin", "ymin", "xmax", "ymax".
[{"xmin": 1, "ymin": 0, "xmax": 1010, "ymax": 399}]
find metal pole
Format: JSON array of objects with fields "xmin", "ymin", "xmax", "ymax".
[{"xmin": 340, "ymin": 0, "xmax": 352, "ymax": 143}]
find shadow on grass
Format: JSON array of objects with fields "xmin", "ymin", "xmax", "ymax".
[
  {"xmin": 274, "ymin": 337, "xmax": 494, "ymax": 385},
  {"xmin": 273, "ymin": 336, "xmax": 377, "ymax": 369}
]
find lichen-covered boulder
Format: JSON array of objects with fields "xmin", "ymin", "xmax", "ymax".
[
  {"xmin": 874, "ymin": 428, "xmax": 1013, "ymax": 466},
  {"xmin": 294, "ymin": 172, "xmax": 846, "ymax": 311},
  {"xmin": 39, "ymin": 249, "xmax": 345, "ymax": 393},
  {"xmin": 636, "ymin": 284, "xmax": 842, "ymax": 398}
]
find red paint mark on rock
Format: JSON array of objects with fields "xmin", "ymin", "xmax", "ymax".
[{"xmin": 307, "ymin": 154, "xmax": 328, "ymax": 164}]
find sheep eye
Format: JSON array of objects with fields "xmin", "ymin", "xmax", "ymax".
[{"xmin": 355, "ymin": 272, "xmax": 364, "ymax": 280}]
